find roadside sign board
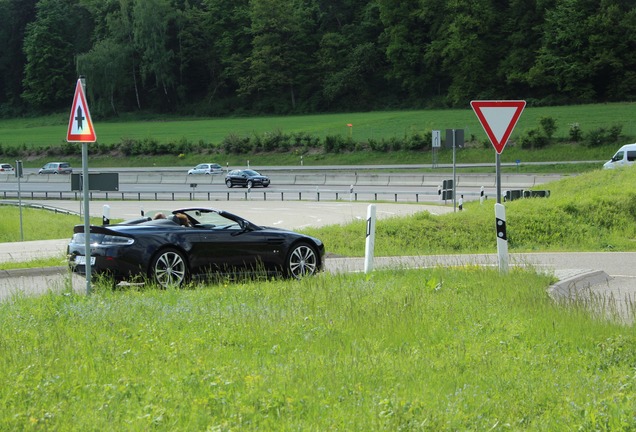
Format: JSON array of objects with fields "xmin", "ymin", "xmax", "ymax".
[
  {"xmin": 470, "ymin": 100, "xmax": 525, "ymax": 154},
  {"xmin": 66, "ymin": 79, "xmax": 96, "ymax": 142},
  {"xmin": 432, "ymin": 130, "xmax": 441, "ymax": 148}
]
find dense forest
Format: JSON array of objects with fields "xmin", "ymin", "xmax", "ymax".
[{"xmin": 1, "ymin": 0, "xmax": 635, "ymax": 118}]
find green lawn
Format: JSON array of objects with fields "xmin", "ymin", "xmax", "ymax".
[
  {"xmin": 1, "ymin": 268, "xmax": 634, "ymax": 430},
  {"xmin": 1, "ymin": 103, "xmax": 635, "ymax": 166}
]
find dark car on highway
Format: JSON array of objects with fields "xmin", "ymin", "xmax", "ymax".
[
  {"xmin": 225, "ymin": 169, "xmax": 270, "ymax": 188},
  {"xmin": 68, "ymin": 207, "xmax": 324, "ymax": 287}
]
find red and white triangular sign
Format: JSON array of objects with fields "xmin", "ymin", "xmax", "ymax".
[
  {"xmin": 66, "ymin": 79, "xmax": 96, "ymax": 142},
  {"xmin": 471, "ymin": 100, "xmax": 525, "ymax": 154}
]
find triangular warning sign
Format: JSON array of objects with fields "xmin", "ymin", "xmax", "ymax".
[
  {"xmin": 67, "ymin": 79, "xmax": 96, "ymax": 142},
  {"xmin": 471, "ymin": 100, "xmax": 525, "ymax": 154}
]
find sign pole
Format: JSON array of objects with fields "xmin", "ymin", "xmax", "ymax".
[
  {"xmin": 496, "ymin": 153, "xmax": 501, "ymax": 204},
  {"xmin": 79, "ymin": 77, "xmax": 92, "ymax": 295},
  {"xmin": 452, "ymin": 129, "xmax": 457, "ymax": 212},
  {"xmin": 82, "ymin": 142, "xmax": 91, "ymax": 294},
  {"xmin": 67, "ymin": 76, "xmax": 97, "ymax": 295},
  {"xmin": 470, "ymin": 100, "xmax": 525, "ymax": 274},
  {"xmin": 16, "ymin": 160, "xmax": 24, "ymax": 241}
]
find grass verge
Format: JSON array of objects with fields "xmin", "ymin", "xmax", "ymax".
[{"xmin": 1, "ymin": 268, "xmax": 634, "ymax": 430}]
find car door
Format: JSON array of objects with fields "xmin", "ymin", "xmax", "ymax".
[{"xmin": 193, "ymin": 226, "xmax": 266, "ymax": 273}]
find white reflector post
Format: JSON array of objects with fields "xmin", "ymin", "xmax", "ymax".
[
  {"xmin": 364, "ymin": 204, "xmax": 376, "ymax": 273},
  {"xmin": 103, "ymin": 204, "xmax": 110, "ymax": 225},
  {"xmin": 495, "ymin": 203, "xmax": 509, "ymax": 273}
]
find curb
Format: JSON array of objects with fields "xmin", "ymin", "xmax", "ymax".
[
  {"xmin": 548, "ymin": 270, "xmax": 610, "ymax": 299},
  {"xmin": 1, "ymin": 266, "xmax": 67, "ymax": 278}
]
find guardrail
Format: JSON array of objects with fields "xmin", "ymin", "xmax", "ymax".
[
  {"xmin": 1, "ymin": 189, "xmax": 448, "ymax": 203},
  {"xmin": 0, "ymin": 172, "xmax": 561, "ymax": 187}
]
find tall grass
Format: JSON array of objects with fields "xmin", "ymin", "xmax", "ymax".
[
  {"xmin": 1, "ymin": 268, "xmax": 634, "ymax": 430},
  {"xmin": 305, "ymin": 167, "xmax": 636, "ymax": 256}
]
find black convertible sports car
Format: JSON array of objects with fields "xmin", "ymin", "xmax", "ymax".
[{"xmin": 67, "ymin": 208, "xmax": 324, "ymax": 287}]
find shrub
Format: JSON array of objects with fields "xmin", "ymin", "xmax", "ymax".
[
  {"xmin": 585, "ymin": 125, "xmax": 623, "ymax": 147},
  {"xmin": 221, "ymin": 134, "xmax": 251, "ymax": 154},
  {"xmin": 539, "ymin": 116, "xmax": 557, "ymax": 138},
  {"xmin": 569, "ymin": 123, "xmax": 582, "ymax": 142},
  {"xmin": 520, "ymin": 128, "xmax": 549, "ymax": 149}
]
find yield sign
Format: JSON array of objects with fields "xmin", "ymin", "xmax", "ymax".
[
  {"xmin": 66, "ymin": 79, "xmax": 96, "ymax": 142},
  {"xmin": 471, "ymin": 100, "xmax": 525, "ymax": 154}
]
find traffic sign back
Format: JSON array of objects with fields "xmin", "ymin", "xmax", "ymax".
[{"xmin": 471, "ymin": 100, "xmax": 525, "ymax": 154}]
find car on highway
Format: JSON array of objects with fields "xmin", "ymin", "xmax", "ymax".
[
  {"xmin": 225, "ymin": 169, "xmax": 270, "ymax": 188},
  {"xmin": 67, "ymin": 207, "xmax": 324, "ymax": 288},
  {"xmin": 0, "ymin": 163, "xmax": 14, "ymax": 174},
  {"xmin": 39, "ymin": 162, "xmax": 72, "ymax": 174},
  {"xmin": 187, "ymin": 163, "xmax": 223, "ymax": 175}
]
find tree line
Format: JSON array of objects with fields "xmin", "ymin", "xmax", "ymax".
[{"xmin": 1, "ymin": 0, "xmax": 635, "ymax": 118}]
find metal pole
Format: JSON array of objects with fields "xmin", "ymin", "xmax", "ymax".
[
  {"xmin": 16, "ymin": 160, "xmax": 23, "ymax": 241},
  {"xmin": 496, "ymin": 153, "xmax": 502, "ymax": 203},
  {"xmin": 80, "ymin": 77, "xmax": 92, "ymax": 295},
  {"xmin": 452, "ymin": 129, "xmax": 457, "ymax": 212}
]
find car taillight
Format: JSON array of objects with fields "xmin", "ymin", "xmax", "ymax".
[{"xmin": 72, "ymin": 233, "xmax": 134, "ymax": 246}]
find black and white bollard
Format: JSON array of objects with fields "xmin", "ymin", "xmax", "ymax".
[
  {"xmin": 495, "ymin": 203, "xmax": 509, "ymax": 273},
  {"xmin": 364, "ymin": 204, "xmax": 376, "ymax": 273},
  {"xmin": 102, "ymin": 204, "xmax": 110, "ymax": 225}
]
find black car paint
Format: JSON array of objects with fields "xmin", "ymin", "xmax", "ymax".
[
  {"xmin": 225, "ymin": 169, "xmax": 270, "ymax": 188},
  {"xmin": 67, "ymin": 208, "xmax": 324, "ymax": 285}
]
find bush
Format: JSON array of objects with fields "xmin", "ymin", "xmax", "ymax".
[
  {"xmin": 520, "ymin": 128, "xmax": 549, "ymax": 149},
  {"xmin": 539, "ymin": 116, "xmax": 557, "ymax": 138},
  {"xmin": 221, "ymin": 134, "xmax": 251, "ymax": 154},
  {"xmin": 569, "ymin": 123, "xmax": 582, "ymax": 142},
  {"xmin": 585, "ymin": 124, "xmax": 623, "ymax": 147}
]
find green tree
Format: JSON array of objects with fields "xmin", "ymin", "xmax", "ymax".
[
  {"xmin": 377, "ymin": 0, "xmax": 448, "ymax": 105},
  {"xmin": 527, "ymin": 0, "xmax": 598, "ymax": 102},
  {"xmin": 0, "ymin": 0, "xmax": 37, "ymax": 113},
  {"xmin": 317, "ymin": 0, "xmax": 388, "ymax": 110},
  {"xmin": 22, "ymin": 0, "xmax": 93, "ymax": 111},
  {"xmin": 239, "ymin": 0, "xmax": 321, "ymax": 112},
  {"xmin": 132, "ymin": 0, "xmax": 176, "ymax": 108},
  {"xmin": 177, "ymin": 0, "xmax": 250, "ymax": 111}
]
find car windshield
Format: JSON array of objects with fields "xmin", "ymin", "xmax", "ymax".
[
  {"xmin": 180, "ymin": 209, "xmax": 244, "ymax": 229},
  {"xmin": 244, "ymin": 169, "xmax": 259, "ymax": 176}
]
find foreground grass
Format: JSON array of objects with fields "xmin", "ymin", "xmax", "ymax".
[{"xmin": 1, "ymin": 268, "xmax": 634, "ymax": 430}]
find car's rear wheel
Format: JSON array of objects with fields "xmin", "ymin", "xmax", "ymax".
[
  {"xmin": 226, "ymin": 179, "xmax": 233, "ymax": 188},
  {"xmin": 150, "ymin": 248, "xmax": 188, "ymax": 288},
  {"xmin": 285, "ymin": 242, "xmax": 319, "ymax": 279}
]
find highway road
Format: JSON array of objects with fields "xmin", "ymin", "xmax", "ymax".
[{"xmin": 1, "ymin": 165, "xmax": 561, "ymax": 203}]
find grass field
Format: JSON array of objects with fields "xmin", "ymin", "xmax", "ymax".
[
  {"xmin": 1, "ymin": 103, "xmax": 635, "ymax": 170},
  {"xmin": 1, "ymin": 268, "xmax": 635, "ymax": 430}
]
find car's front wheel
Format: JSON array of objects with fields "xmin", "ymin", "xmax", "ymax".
[
  {"xmin": 285, "ymin": 242, "xmax": 319, "ymax": 279},
  {"xmin": 225, "ymin": 179, "xmax": 233, "ymax": 188},
  {"xmin": 247, "ymin": 180, "xmax": 253, "ymax": 188},
  {"xmin": 150, "ymin": 248, "xmax": 189, "ymax": 288}
]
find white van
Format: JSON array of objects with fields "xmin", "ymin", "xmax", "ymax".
[{"xmin": 603, "ymin": 144, "xmax": 636, "ymax": 169}]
